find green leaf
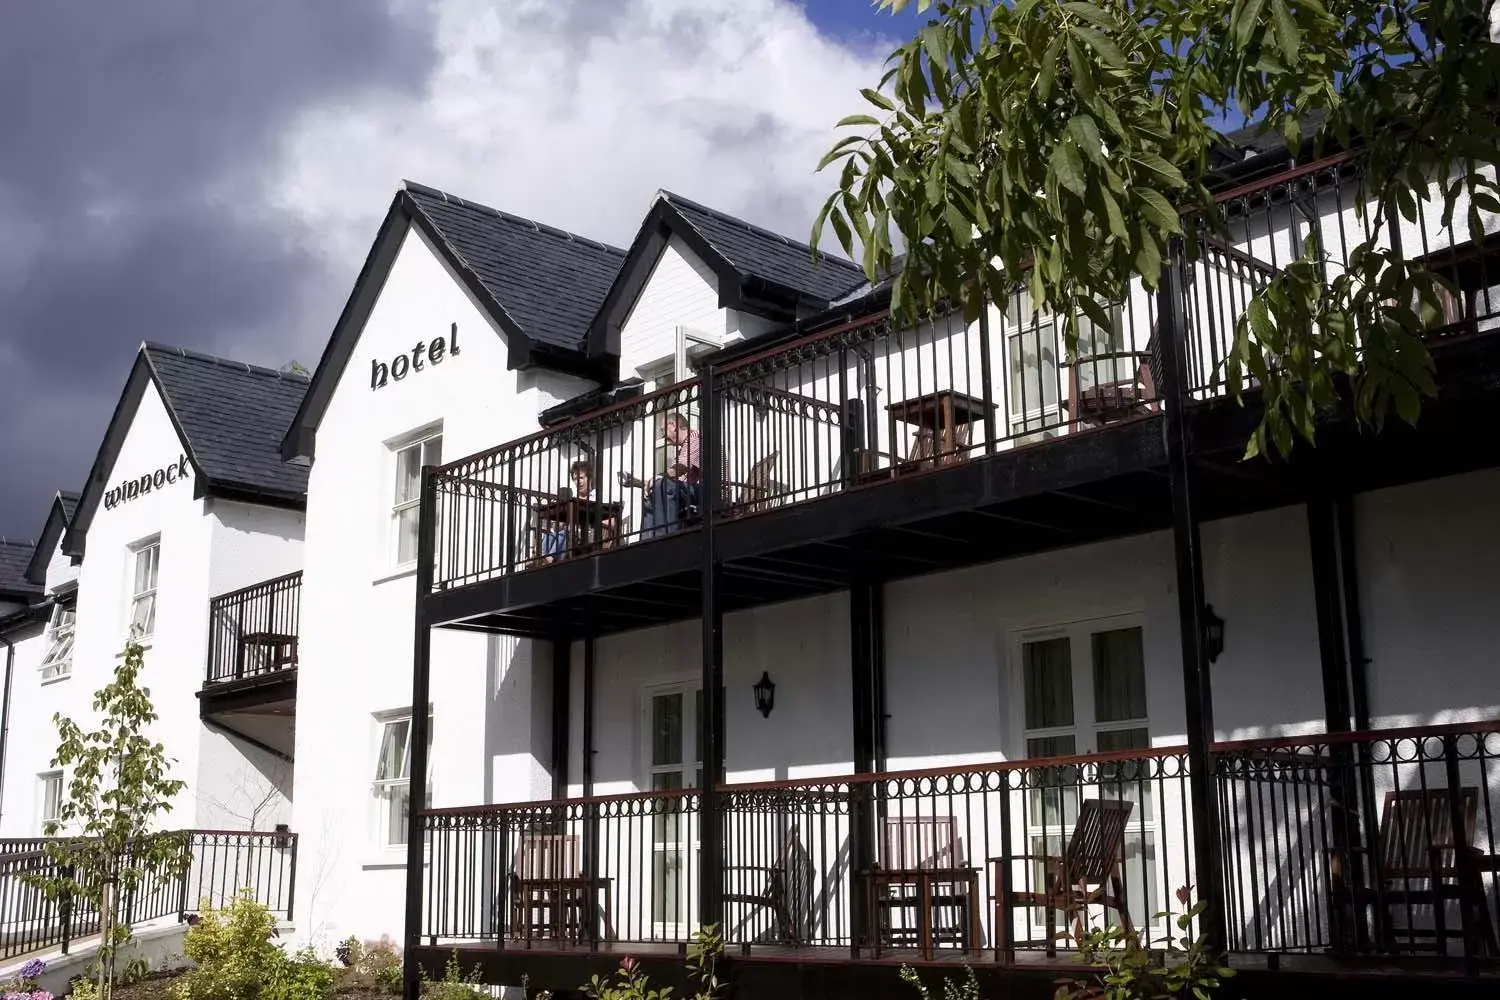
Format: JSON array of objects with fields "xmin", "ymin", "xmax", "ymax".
[
  {"xmin": 860, "ymin": 87, "xmax": 895, "ymax": 112},
  {"xmin": 1270, "ymin": 0, "xmax": 1301, "ymax": 58},
  {"xmin": 1037, "ymin": 35, "xmax": 1063, "ymax": 103},
  {"xmin": 835, "ymin": 114, "xmax": 882, "ymax": 129},
  {"xmin": 1062, "ymin": 2, "xmax": 1115, "ymax": 30},
  {"xmin": 1231, "ymin": 0, "xmax": 1267, "ymax": 49},
  {"xmin": 1051, "ymin": 140, "xmax": 1089, "ymax": 197},
  {"xmin": 1136, "ymin": 187, "xmax": 1182, "ymax": 234},
  {"xmin": 1129, "ymin": 151, "xmax": 1186, "ymax": 190},
  {"xmin": 1071, "ymin": 26, "xmax": 1125, "ymax": 69},
  {"xmin": 1067, "ymin": 115, "xmax": 1105, "ymax": 165}
]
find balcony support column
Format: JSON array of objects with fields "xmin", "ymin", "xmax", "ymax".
[
  {"xmin": 550, "ymin": 633, "xmax": 572, "ymax": 800},
  {"xmin": 699, "ymin": 365, "xmax": 726, "ymax": 929},
  {"xmin": 402, "ymin": 466, "xmax": 438, "ymax": 1000},
  {"xmin": 849, "ymin": 553, "xmax": 886, "ymax": 954},
  {"xmin": 1155, "ymin": 240, "xmax": 1226, "ymax": 948}
]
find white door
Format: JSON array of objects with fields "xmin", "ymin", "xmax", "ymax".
[
  {"xmin": 646, "ymin": 685, "xmax": 702, "ymax": 937},
  {"xmin": 1016, "ymin": 618, "xmax": 1159, "ymax": 937}
]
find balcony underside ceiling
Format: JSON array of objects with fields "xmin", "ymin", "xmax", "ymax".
[
  {"xmin": 429, "ymin": 334, "xmax": 1500, "ymax": 641},
  {"xmin": 198, "ymin": 668, "xmax": 298, "ymax": 718}
]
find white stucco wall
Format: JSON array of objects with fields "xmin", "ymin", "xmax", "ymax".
[
  {"xmin": 292, "ymin": 221, "xmax": 587, "ymax": 947},
  {"xmin": 0, "ymin": 619, "xmax": 50, "ymax": 838}
]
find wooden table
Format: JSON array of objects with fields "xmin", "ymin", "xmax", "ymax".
[
  {"xmin": 509, "ymin": 875, "xmax": 615, "ymax": 944},
  {"xmin": 885, "ymin": 389, "xmax": 994, "ymax": 471},
  {"xmin": 531, "ymin": 497, "xmax": 622, "ymax": 564},
  {"xmin": 236, "ymin": 632, "xmax": 297, "ymax": 679},
  {"xmin": 861, "ymin": 866, "xmax": 982, "ymax": 958}
]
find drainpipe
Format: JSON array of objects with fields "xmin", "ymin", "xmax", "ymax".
[{"xmin": 0, "ymin": 629, "xmax": 17, "ymax": 830}]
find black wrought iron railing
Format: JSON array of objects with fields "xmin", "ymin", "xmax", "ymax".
[
  {"xmin": 420, "ymin": 722, "xmax": 1500, "ymax": 968},
  {"xmin": 429, "ymin": 157, "xmax": 1500, "ymax": 589},
  {"xmin": 0, "ymin": 828, "xmax": 298, "ymax": 960},
  {"xmin": 206, "ymin": 572, "xmax": 302, "ymax": 685}
]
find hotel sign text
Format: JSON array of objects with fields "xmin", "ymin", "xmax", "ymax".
[{"xmin": 104, "ymin": 455, "xmax": 190, "ymax": 510}]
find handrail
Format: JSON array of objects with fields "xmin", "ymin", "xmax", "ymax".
[
  {"xmin": 1210, "ymin": 717, "xmax": 1500, "ymax": 753},
  {"xmin": 436, "ymin": 377, "xmax": 702, "ymax": 475},
  {"xmin": 207, "ymin": 570, "xmax": 302, "ymax": 606}
]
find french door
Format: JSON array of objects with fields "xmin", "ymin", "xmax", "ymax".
[
  {"xmin": 1016, "ymin": 617, "xmax": 1160, "ymax": 935},
  {"xmin": 646, "ymin": 685, "xmax": 702, "ymax": 937}
]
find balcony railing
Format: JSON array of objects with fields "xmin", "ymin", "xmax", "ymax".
[
  {"xmin": 419, "ymin": 722, "xmax": 1500, "ymax": 969},
  {"xmin": 206, "ymin": 571, "xmax": 302, "ymax": 685},
  {"xmin": 430, "ymin": 158, "xmax": 1500, "ymax": 591},
  {"xmin": 0, "ymin": 828, "xmax": 298, "ymax": 961}
]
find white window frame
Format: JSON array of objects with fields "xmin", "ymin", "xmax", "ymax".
[
  {"xmin": 38, "ymin": 601, "xmax": 76, "ymax": 681},
  {"xmin": 388, "ymin": 428, "xmax": 443, "ymax": 570},
  {"xmin": 126, "ymin": 537, "xmax": 160, "ymax": 639},
  {"xmin": 637, "ymin": 326, "xmax": 720, "ymax": 391},
  {"xmin": 38, "ymin": 771, "xmax": 63, "ymax": 834},
  {"xmin": 372, "ymin": 710, "xmax": 432, "ymax": 850},
  {"xmin": 639, "ymin": 678, "xmax": 703, "ymax": 938}
]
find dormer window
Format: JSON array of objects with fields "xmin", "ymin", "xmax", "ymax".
[{"xmin": 39, "ymin": 601, "xmax": 75, "ymax": 681}]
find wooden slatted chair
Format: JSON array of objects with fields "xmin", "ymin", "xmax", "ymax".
[
  {"xmin": 1331, "ymin": 787, "xmax": 1498, "ymax": 957},
  {"xmin": 991, "ymin": 798, "xmax": 1135, "ymax": 954},
  {"xmin": 508, "ymin": 833, "xmax": 583, "ymax": 941},
  {"xmin": 723, "ymin": 824, "xmax": 809, "ymax": 945}
]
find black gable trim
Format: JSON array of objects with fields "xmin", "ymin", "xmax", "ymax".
[
  {"xmin": 23, "ymin": 492, "xmax": 78, "ymax": 586},
  {"xmin": 63, "ymin": 353, "xmax": 208, "ymax": 558},
  {"xmin": 281, "ymin": 193, "xmax": 410, "ymax": 463}
]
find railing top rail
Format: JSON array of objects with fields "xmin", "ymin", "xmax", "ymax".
[
  {"xmin": 713, "ymin": 308, "xmax": 894, "ymax": 377},
  {"xmin": 419, "ymin": 784, "xmax": 701, "ymax": 818},
  {"xmin": 1211, "ymin": 717, "xmax": 1500, "ymax": 755},
  {"xmin": 208, "ymin": 570, "xmax": 303, "ymax": 606},
  {"xmin": 1210, "ymin": 149, "xmax": 1360, "ymax": 206},
  {"xmin": 438, "ymin": 377, "xmax": 702, "ymax": 475}
]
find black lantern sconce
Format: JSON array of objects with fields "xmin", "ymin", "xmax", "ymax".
[
  {"xmin": 273, "ymin": 822, "xmax": 293, "ymax": 851},
  {"xmin": 752, "ymin": 671, "xmax": 776, "ymax": 719},
  {"xmin": 1203, "ymin": 604, "xmax": 1226, "ymax": 664}
]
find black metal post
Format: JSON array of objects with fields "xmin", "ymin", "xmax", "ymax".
[
  {"xmin": 849, "ymin": 559, "xmax": 879, "ymax": 953},
  {"xmin": 581, "ymin": 635, "xmax": 599, "ymax": 949},
  {"xmin": 1306, "ymin": 488, "xmax": 1364, "ymax": 948},
  {"xmin": 402, "ymin": 466, "xmax": 438, "ymax": 1000},
  {"xmin": 1155, "ymin": 239, "xmax": 1226, "ymax": 948},
  {"xmin": 551, "ymin": 635, "xmax": 572, "ymax": 800},
  {"xmin": 978, "ymin": 299, "xmax": 997, "ymax": 454},
  {"xmin": 698, "ymin": 365, "xmax": 725, "ymax": 928}
]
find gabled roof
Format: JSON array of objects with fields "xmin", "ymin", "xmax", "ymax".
[
  {"xmin": 0, "ymin": 538, "xmax": 39, "ymax": 604},
  {"xmin": 23, "ymin": 490, "xmax": 80, "ymax": 586},
  {"xmin": 64, "ymin": 345, "xmax": 310, "ymax": 558},
  {"xmin": 282, "ymin": 181, "xmax": 627, "ymax": 461},
  {"xmin": 585, "ymin": 190, "xmax": 867, "ymax": 360}
]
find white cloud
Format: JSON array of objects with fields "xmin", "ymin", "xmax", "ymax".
[{"xmin": 270, "ymin": 0, "xmax": 893, "ymax": 270}]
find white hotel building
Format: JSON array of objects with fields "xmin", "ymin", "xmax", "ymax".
[{"xmin": 1, "ymin": 120, "xmax": 1498, "ymax": 1000}]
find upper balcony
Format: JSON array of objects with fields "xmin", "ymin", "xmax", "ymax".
[
  {"xmin": 198, "ymin": 570, "xmax": 301, "ymax": 735},
  {"xmin": 424, "ymin": 157, "xmax": 1500, "ymax": 635}
]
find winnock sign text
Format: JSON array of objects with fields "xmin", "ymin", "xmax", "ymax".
[
  {"xmin": 104, "ymin": 455, "xmax": 190, "ymax": 510},
  {"xmin": 371, "ymin": 322, "xmax": 461, "ymax": 390}
]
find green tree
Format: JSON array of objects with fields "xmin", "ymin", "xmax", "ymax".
[
  {"xmin": 24, "ymin": 638, "xmax": 190, "ymax": 1000},
  {"xmin": 814, "ymin": 0, "xmax": 1500, "ymax": 457}
]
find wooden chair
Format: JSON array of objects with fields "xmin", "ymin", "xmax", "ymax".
[
  {"xmin": 1061, "ymin": 331, "xmax": 1161, "ymax": 429},
  {"xmin": 1330, "ymin": 787, "xmax": 1498, "ymax": 957},
  {"xmin": 725, "ymin": 451, "xmax": 786, "ymax": 514},
  {"xmin": 871, "ymin": 816, "xmax": 979, "ymax": 951},
  {"xmin": 508, "ymin": 833, "xmax": 587, "ymax": 941},
  {"xmin": 990, "ymin": 798, "xmax": 1135, "ymax": 954},
  {"xmin": 723, "ymin": 824, "xmax": 809, "ymax": 945}
]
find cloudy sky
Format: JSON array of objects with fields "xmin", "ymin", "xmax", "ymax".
[{"xmin": 0, "ymin": 0, "xmax": 906, "ymax": 538}]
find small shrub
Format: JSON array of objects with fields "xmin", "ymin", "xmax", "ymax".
[
  {"xmin": 267, "ymin": 949, "xmax": 336, "ymax": 1000},
  {"xmin": 67, "ymin": 980, "xmax": 97, "ymax": 1000},
  {"xmin": 335, "ymin": 936, "xmax": 402, "ymax": 996},
  {"xmin": 173, "ymin": 892, "xmax": 285, "ymax": 1000},
  {"xmin": 581, "ymin": 925, "xmax": 723, "ymax": 1000},
  {"xmin": 1052, "ymin": 888, "xmax": 1235, "ymax": 1000},
  {"xmin": 419, "ymin": 953, "xmax": 484, "ymax": 1000},
  {"xmin": 899, "ymin": 964, "xmax": 982, "ymax": 1000}
]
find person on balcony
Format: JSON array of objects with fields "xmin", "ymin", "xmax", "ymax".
[
  {"xmin": 623, "ymin": 412, "xmax": 700, "ymax": 539},
  {"xmin": 540, "ymin": 460, "xmax": 600, "ymax": 562}
]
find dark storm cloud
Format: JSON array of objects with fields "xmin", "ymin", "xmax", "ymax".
[{"xmin": 0, "ymin": 0, "xmax": 436, "ymax": 538}]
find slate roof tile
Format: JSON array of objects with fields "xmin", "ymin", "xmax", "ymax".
[
  {"xmin": 143, "ymin": 345, "xmax": 310, "ymax": 499},
  {"xmin": 0, "ymin": 538, "xmax": 38, "ymax": 599},
  {"xmin": 662, "ymin": 191, "xmax": 866, "ymax": 304},
  {"xmin": 404, "ymin": 182, "xmax": 627, "ymax": 353}
]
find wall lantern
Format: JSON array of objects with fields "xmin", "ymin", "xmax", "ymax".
[
  {"xmin": 273, "ymin": 822, "xmax": 294, "ymax": 851},
  {"xmin": 1203, "ymin": 604, "xmax": 1226, "ymax": 664},
  {"xmin": 752, "ymin": 671, "xmax": 776, "ymax": 719}
]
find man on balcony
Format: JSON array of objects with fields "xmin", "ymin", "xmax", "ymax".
[
  {"xmin": 638, "ymin": 412, "xmax": 700, "ymax": 538},
  {"xmin": 540, "ymin": 460, "xmax": 602, "ymax": 563}
]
